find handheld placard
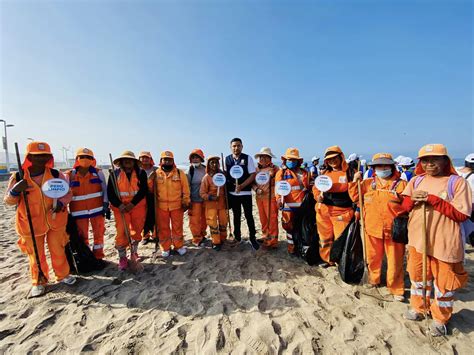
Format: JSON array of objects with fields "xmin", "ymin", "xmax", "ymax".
[
  {"xmin": 230, "ymin": 165, "xmax": 244, "ymax": 192},
  {"xmin": 255, "ymin": 171, "xmax": 270, "ymax": 186},
  {"xmin": 42, "ymin": 178, "xmax": 69, "ymax": 219},
  {"xmin": 212, "ymin": 173, "xmax": 226, "ymax": 197},
  {"xmin": 275, "ymin": 180, "xmax": 291, "ymax": 207},
  {"xmin": 315, "ymin": 175, "xmax": 333, "ymax": 192}
]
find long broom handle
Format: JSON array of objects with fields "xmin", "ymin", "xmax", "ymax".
[
  {"xmin": 108, "ymin": 154, "xmax": 134, "ymax": 249},
  {"xmin": 221, "ymin": 153, "xmax": 233, "ymax": 236},
  {"xmin": 422, "ymin": 202, "xmax": 428, "ymax": 318},
  {"xmin": 15, "ymin": 143, "xmax": 47, "ymax": 284},
  {"xmin": 356, "ymin": 161, "xmax": 367, "ymax": 266}
]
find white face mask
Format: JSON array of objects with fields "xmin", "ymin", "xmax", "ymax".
[
  {"xmin": 192, "ymin": 163, "xmax": 201, "ymax": 168},
  {"xmin": 375, "ymin": 169, "xmax": 392, "ymax": 179}
]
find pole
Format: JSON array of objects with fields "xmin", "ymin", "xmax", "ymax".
[
  {"xmin": 221, "ymin": 153, "xmax": 233, "ymax": 239},
  {"xmin": 422, "ymin": 203, "xmax": 428, "ymax": 323}
]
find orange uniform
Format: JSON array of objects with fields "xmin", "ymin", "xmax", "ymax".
[
  {"xmin": 349, "ymin": 170, "xmax": 407, "ymax": 295},
  {"xmin": 200, "ymin": 171, "xmax": 228, "ymax": 245},
  {"xmin": 275, "ymin": 166, "xmax": 310, "ymax": 253},
  {"xmin": 4, "ymin": 143, "xmax": 72, "ymax": 285},
  {"xmin": 254, "ymin": 164, "xmax": 279, "ymax": 247},
  {"xmin": 187, "ymin": 150, "xmax": 208, "ymax": 246},
  {"xmin": 314, "ymin": 146, "xmax": 354, "ymax": 263},
  {"xmin": 402, "ymin": 144, "xmax": 472, "ymax": 325},
  {"xmin": 108, "ymin": 168, "xmax": 147, "ymax": 250},
  {"xmin": 152, "ymin": 163, "xmax": 191, "ymax": 252},
  {"xmin": 67, "ymin": 166, "xmax": 107, "ymax": 259}
]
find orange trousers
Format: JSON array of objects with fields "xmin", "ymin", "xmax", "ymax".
[
  {"xmin": 366, "ymin": 235, "xmax": 405, "ymax": 295},
  {"xmin": 17, "ymin": 229, "xmax": 70, "ymax": 286},
  {"xmin": 256, "ymin": 197, "xmax": 279, "ymax": 247},
  {"xmin": 157, "ymin": 208, "xmax": 184, "ymax": 252},
  {"xmin": 407, "ymin": 246, "xmax": 468, "ymax": 324},
  {"xmin": 316, "ymin": 204, "xmax": 354, "ymax": 263},
  {"xmin": 189, "ymin": 202, "xmax": 207, "ymax": 244},
  {"xmin": 75, "ymin": 215, "xmax": 105, "ymax": 259},
  {"xmin": 112, "ymin": 204, "xmax": 146, "ymax": 249},
  {"xmin": 281, "ymin": 210, "xmax": 296, "ymax": 253},
  {"xmin": 205, "ymin": 207, "xmax": 228, "ymax": 245}
]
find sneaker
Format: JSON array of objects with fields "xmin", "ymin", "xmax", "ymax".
[
  {"xmin": 61, "ymin": 275, "xmax": 77, "ymax": 285},
  {"xmin": 141, "ymin": 238, "xmax": 151, "ymax": 245},
  {"xmin": 430, "ymin": 321, "xmax": 447, "ymax": 337},
  {"xmin": 404, "ymin": 309, "xmax": 423, "ymax": 321},
  {"xmin": 177, "ymin": 247, "xmax": 187, "ymax": 256},
  {"xmin": 212, "ymin": 244, "xmax": 222, "ymax": 251},
  {"xmin": 365, "ymin": 283, "xmax": 378, "ymax": 289},
  {"xmin": 31, "ymin": 285, "xmax": 45, "ymax": 297},
  {"xmin": 118, "ymin": 256, "xmax": 128, "ymax": 270},
  {"xmin": 249, "ymin": 238, "xmax": 260, "ymax": 251},
  {"xmin": 393, "ymin": 295, "xmax": 405, "ymax": 302},
  {"xmin": 162, "ymin": 250, "xmax": 170, "ymax": 258}
]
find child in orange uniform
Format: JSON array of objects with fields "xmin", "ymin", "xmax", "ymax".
[{"xmin": 401, "ymin": 144, "xmax": 471, "ymax": 337}]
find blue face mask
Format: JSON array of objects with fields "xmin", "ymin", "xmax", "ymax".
[
  {"xmin": 286, "ymin": 161, "xmax": 298, "ymax": 169},
  {"xmin": 375, "ymin": 169, "xmax": 392, "ymax": 179}
]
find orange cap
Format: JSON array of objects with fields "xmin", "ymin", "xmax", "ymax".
[
  {"xmin": 22, "ymin": 141, "xmax": 54, "ymax": 170},
  {"xmin": 415, "ymin": 144, "xmax": 457, "ymax": 175},
  {"xmin": 323, "ymin": 145, "xmax": 348, "ymax": 172},
  {"xmin": 138, "ymin": 151, "xmax": 155, "ymax": 166},
  {"xmin": 189, "ymin": 148, "xmax": 205, "ymax": 162},
  {"xmin": 75, "ymin": 147, "xmax": 94, "ymax": 158},
  {"xmin": 281, "ymin": 147, "xmax": 303, "ymax": 161},
  {"xmin": 160, "ymin": 150, "xmax": 174, "ymax": 159}
]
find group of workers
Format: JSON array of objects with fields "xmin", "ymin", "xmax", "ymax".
[{"xmin": 4, "ymin": 138, "xmax": 474, "ymax": 338}]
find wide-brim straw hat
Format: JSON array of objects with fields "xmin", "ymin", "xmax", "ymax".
[
  {"xmin": 255, "ymin": 147, "xmax": 276, "ymax": 159},
  {"xmin": 113, "ymin": 150, "xmax": 138, "ymax": 165},
  {"xmin": 281, "ymin": 147, "xmax": 303, "ymax": 161},
  {"xmin": 368, "ymin": 153, "xmax": 395, "ymax": 166}
]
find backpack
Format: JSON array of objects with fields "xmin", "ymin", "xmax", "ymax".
[{"xmin": 413, "ymin": 174, "xmax": 461, "ymax": 201}]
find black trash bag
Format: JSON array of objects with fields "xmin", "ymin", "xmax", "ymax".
[
  {"xmin": 329, "ymin": 217, "xmax": 353, "ymax": 263},
  {"xmin": 338, "ymin": 219, "xmax": 365, "ymax": 284},
  {"xmin": 392, "ymin": 215, "xmax": 409, "ymax": 244},
  {"xmin": 143, "ymin": 193, "xmax": 156, "ymax": 236},
  {"xmin": 65, "ymin": 215, "xmax": 107, "ymax": 274},
  {"xmin": 292, "ymin": 192, "xmax": 321, "ymax": 265}
]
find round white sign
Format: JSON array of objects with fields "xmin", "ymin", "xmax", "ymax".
[
  {"xmin": 229, "ymin": 165, "xmax": 244, "ymax": 179},
  {"xmin": 42, "ymin": 179, "xmax": 70, "ymax": 199},
  {"xmin": 275, "ymin": 181, "xmax": 292, "ymax": 196},
  {"xmin": 255, "ymin": 172, "xmax": 270, "ymax": 185},
  {"xmin": 212, "ymin": 173, "xmax": 226, "ymax": 187},
  {"xmin": 315, "ymin": 175, "xmax": 333, "ymax": 192}
]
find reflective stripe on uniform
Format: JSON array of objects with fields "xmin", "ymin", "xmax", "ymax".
[
  {"xmin": 93, "ymin": 244, "xmax": 104, "ymax": 250},
  {"xmin": 120, "ymin": 191, "xmax": 138, "ymax": 197},
  {"xmin": 291, "ymin": 186, "xmax": 301, "ymax": 191},
  {"xmin": 434, "ymin": 285, "xmax": 455, "ymax": 299},
  {"xmin": 411, "ymin": 280, "xmax": 433, "ymax": 288},
  {"xmin": 410, "ymin": 289, "xmax": 424, "ymax": 296},
  {"xmin": 284, "ymin": 202, "xmax": 302, "ymax": 208},
  {"xmin": 70, "ymin": 206, "xmax": 104, "ymax": 217},
  {"xmin": 72, "ymin": 191, "xmax": 103, "ymax": 201},
  {"xmin": 436, "ymin": 300, "xmax": 454, "ymax": 308}
]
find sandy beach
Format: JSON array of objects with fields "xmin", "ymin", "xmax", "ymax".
[{"xmin": 0, "ymin": 180, "xmax": 473, "ymax": 354}]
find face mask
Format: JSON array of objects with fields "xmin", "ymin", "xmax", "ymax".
[
  {"xmin": 162, "ymin": 165, "xmax": 173, "ymax": 172},
  {"xmin": 375, "ymin": 169, "xmax": 392, "ymax": 179},
  {"xmin": 192, "ymin": 163, "xmax": 201, "ymax": 168},
  {"xmin": 78, "ymin": 158, "xmax": 92, "ymax": 168},
  {"xmin": 286, "ymin": 161, "xmax": 298, "ymax": 169}
]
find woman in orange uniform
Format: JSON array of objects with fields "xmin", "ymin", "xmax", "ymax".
[
  {"xmin": 4, "ymin": 141, "xmax": 76, "ymax": 297},
  {"xmin": 107, "ymin": 151, "xmax": 148, "ymax": 270},
  {"xmin": 199, "ymin": 156, "xmax": 228, "ymax": 251},
  {"xmin": 349, "ymin": 153, "xmax": 407, "ymax": 301},
  {"xmin": 67, "ymin": 147, "xmax": 108, "ymax": 260},
  {"xmin": 401, "ymin": 144, "xmax": 471, "ymax": 337},
  {"xmin": 275, "ymin": 148, "xmax": 310, "ymax": 254},
  {"xmin": 253, "ymin": 147, "xmax": 279, "ymax": 248},
  {"xmin": 313, "ymin": 146, "xmax": 354, "ymax": 267}
]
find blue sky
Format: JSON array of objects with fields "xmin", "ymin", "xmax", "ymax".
[{"xmin": 1, "ymin": 0, "xmax": 472, "ymax": 165}]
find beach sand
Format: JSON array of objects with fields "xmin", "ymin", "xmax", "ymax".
[{"xmin": 0, "ymin": 180, "xmax": 473, "ymax": 354}]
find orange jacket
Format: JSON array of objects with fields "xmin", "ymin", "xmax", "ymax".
[
  {"xmin": 313, "ymin": 170, "xmax": 354, "ymax": 208},
  {"xmin": 275, "ymin": 167, "xmax": 310, "ymax": 210},
  {"xmin": 253, "ymin": 164, "xmax": 279, "ymax": 199},
  {"xmin": 199, "ymin": 173, "xmax": 226, "ymax": 209},
  {"xmin": 116, "ymin": 169, "xmax": 146, "ymax": 207},
  {"xmin": 67, "ymin": 167, "xmax": 106, "ymax": 219},
  {"xmin": 349, "ymin": 174, "xmax": 407, "ymax": 239},
  {"xmin": 153, "ymin": 167, "xmax": 191, "ymax": 211},
  {"xmin": 4, "ymin": 168, "xmax": 70, "ymax": 236}
]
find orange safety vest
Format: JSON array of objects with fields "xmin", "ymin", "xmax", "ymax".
[
  {"xmin": 67, "ymin": 167, "xmax": 104, "ymax": 219},
  {"xmin": 275, "ymin": 168, "xmax": 309, "ymax": 210},
  {"xmin": 16, "ymin": 168, "xmax": 68, "ymax": 236},
  {"xmin": 116, "ymin": 169, "xmax": 145, "ymax": 206}
]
